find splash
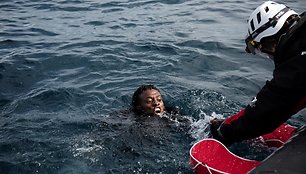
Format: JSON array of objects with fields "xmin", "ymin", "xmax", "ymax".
[
  {"xmin": 189, "ymin": 110, "xmax": 224, "ymax": 143},
  {"xmin": 158, "ymin": 111, "xmax": 192, "ymax": 126},
  {"xmin": 72, "ymin": 138, "xmax": 104, "ymax": 164}
]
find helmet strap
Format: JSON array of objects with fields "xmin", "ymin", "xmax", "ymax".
[{"xmin": 259, "ymin": 13, "xmax": 299, "ymax": 56}]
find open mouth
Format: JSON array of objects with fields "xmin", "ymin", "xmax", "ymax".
[{"xmin": 154, "ymin": 107, "xmax": 161, "ymax": 115}]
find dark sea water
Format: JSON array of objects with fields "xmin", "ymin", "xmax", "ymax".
[{"xmin": 1, "ymin": 0, "xmax": 306, "ymax": 173}]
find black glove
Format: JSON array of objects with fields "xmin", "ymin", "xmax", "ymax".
[{"xmin": 210, "ymin": 118, "xmax": 228, "ymax": 145}]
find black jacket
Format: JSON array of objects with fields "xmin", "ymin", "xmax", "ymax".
[{"xmin": 216, "ymin": 12, "xmax": 306, "ymax": 145}]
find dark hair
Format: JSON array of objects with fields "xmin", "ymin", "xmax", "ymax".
[{"xmin": 132, "ymin": 85, "xmax": 160, "ymax": 114}]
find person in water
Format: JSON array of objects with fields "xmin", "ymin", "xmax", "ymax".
[
  {"xmin": 132, "ymin": 85, "xmax": 165, "ymax": 116},
  {"xmin": 210, "ymin": 1, "xmax": 306, "ymax": 145}
]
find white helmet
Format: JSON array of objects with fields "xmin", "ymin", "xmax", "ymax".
[{"xmin": 245, "ymin": 1, "xmax": 298, "ymax": 54}]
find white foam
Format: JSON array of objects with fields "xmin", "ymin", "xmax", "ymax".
[{"xmin": 189, "ymin": 110, "xmax": 224, "ymax": 143}]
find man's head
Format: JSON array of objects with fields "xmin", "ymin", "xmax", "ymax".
[
  {"xmin": 132, "ymin": 85, "xmax": 165, "ymax": 116},
  {"xmin": 245, "ymin": 1, "xmax": 299, "ymax": 59}
]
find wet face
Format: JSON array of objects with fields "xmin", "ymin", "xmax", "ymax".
[{"xmin": 137, "ymin": 89, "xmax": 165, "ymax": 116}]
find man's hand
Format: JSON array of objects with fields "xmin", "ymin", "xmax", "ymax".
[
  {"xmin": 210, "ymin": 118, "xmax": 227, "ymax": 144},
  {"xmin": 210, "ymin": 118, "xmax": 224, "ymax": 128}
]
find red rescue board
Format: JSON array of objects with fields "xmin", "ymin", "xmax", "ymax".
[{"xmin": 190, "ymin": 123, "xmax": 297, "ymax": 174}]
